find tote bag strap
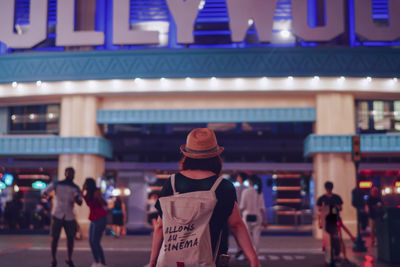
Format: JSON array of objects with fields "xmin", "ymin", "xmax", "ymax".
[{"xmin": 170, "ymin": 174, "xmax": 178, "ymax": 195}]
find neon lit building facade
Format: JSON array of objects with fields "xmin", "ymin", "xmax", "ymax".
[{"xmin": 1, "ymin": 0, "xmax": 400, "ymax": 237}]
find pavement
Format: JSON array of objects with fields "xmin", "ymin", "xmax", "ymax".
[{"xmin": 0, "ymin": 234, "xmax": 397, "ymax": 267}]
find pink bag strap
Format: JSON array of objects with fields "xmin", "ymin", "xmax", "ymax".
[
  {"xmin": 170, "ymin": 174, "xmax": 178, "ymax": 195},
  {"xmin": 210, "ymin": 176, "xmax": 224, "ymax": 192}
]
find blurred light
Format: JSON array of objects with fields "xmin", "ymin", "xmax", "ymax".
[
  {"xmin": 248, "ymin": 19, "xmax": 254, "ymax": 26},
  {"xmin": 211, "ymin": 77, "xmax": 217, "ymax": 81},
  {"xmin": 254, "ymin": 184, "xmax": 259, "ymax": 190},
  {"xmin": 384, "ymin": 187, "xmax": 392, "ymax": 194},
  {"xmin": 198, "ymin": 0, "xmax": 205, "ymax": 10},
  {"xmin": 36, "ymin": 80, "xmax": 42, "ymax": 86},
  {"xmin": 160, "ymin": 77, "xmax": 166, "ymax": 81},
  {"xmin": 14, "ymin": 185, "xmax": 19, "ymax": 192},
  {"xmin": 363, "ymin": 195, "xmax": 369, "ymax": 200},
  {"xmin": 366, "ymin": 77, "xmax": 372, "ymax": 82},
  {"xmin": 272, "ymin": 186, "xmax": 277, "ymax": 191},
  {"xmin": 123, "ymin": 188, "xmax": 131, "ymax": 196},
  {"xmin": 222, "ymin": 174, "xmax": 230, "ymax": 179},
  {"xmin": 11, "ymin": 114, "xmax": 16, "ymax": 121},
  {"xmin": 100, "ymin": 180, "xmax": 107, "ymax": 192},
  {"xmin": 233, "ymin": 181, "xmax": 241, "ymax": 188},
  {"xmin": 32, "ymin": 181, "xmax": 47, "ymax": 190},
  {"xmin": 313, "ymin": 76, "xmax": 320, "ymax": 81},
  {"xmin": 112, "ymin": 188, "xmax": 121, "ymax": 196},
  {"xmin": 3, "ymin": 173, "xmax": 14, "ymax": 186},
  {"xmin": 29, "ymin": 114, "xmax": 35, "ymax": 120},
  {"xmin": 393, "ymin": 78, "xmax": 398, "ymax": 83},
  {"xmin": 396, "ymin": 187, "xmax": 400, "ymax": 194},
  {"xmin": 243, "ymin": 180, "xmax": 250, "ymax": 187},
  {"xmin": 359, "ymin": 181, "xmax": 373, "ymax": 189},
  {"xmin": 48, "ymin": 113, "xmax": 55, "ymax": 119},
  {"xmin": 12, "ymin": 82, "xmax": 18, "ymax": 88},
  {"xmin": 338, "ymin": 76, "xmax": 346, "ymax": 82},
  {"xmin": 272, "ymin": 174, "xmax": 277, "ymax": 179},
  {"xmin": 185, "ymin": 77, "xmax": 192, "ymax": 82},
  {"xmin": 280, "ymin": 30, "xmax": 291, "ymax": 39},
  {"xmin": 0, "ymin": 181, "xmax": 6, "ymax": 190},
  {"xmin": 395, "ymin": 181, "xmax": 400, "ymax": 187}
]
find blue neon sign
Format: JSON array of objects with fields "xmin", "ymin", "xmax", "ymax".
[
  {"xmin": 3, "ymin": 173, "xmax": 14, "ymax": 186},
  {"xmin": 0, "ymin": 0, "xmax": 397, "ymax": 55},
  {"xmin": 32, "ymin": 181, "xmax": 47, "ymax": 190}
]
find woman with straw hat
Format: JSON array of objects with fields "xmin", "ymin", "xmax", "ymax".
[{"xmin": 149, "ymin": 128, "xmax": 261, "ymax": 267}]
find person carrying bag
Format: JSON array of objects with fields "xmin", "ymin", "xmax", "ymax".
[{"xmin": 149, "ymin": 128, "xmax": 261, "ymax": 267}]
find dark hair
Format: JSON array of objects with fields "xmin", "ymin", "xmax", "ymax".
[
  {"xmin": 325, "ymin": 181, "xmax": 334, "ymax": 191},
  {"xmin": 250, "ymin": 174, "xmax": 262, "ymax": 194},
  {"xmin": 114, "ymin": 196, "xmax": 122, "ymax": 210},
  {"xmin": 231, "ymin": 172, "xmax": 248, "ymax": 182},
  {"xmin": 84, "ymin": 178, "xmax": 97, "ymax": 202},
  {"xmin": 65, "ymin": 167, "xmax": 75, "ymax": 180},
  {"xmin": 180, "ymin": 156, "xmax": 223, "ymax": 176},
  {"xmin": 65, "ymin": 167, "xmax": 75, "ymax": 174}
]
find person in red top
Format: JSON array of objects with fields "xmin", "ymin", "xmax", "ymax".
[{"xmin": 83, "ymin": 178, "xmax": 108, "ymax": 267}]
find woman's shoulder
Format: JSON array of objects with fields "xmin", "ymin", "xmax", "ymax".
[
  {"xmin": 216, "ymin": 179, "xmax": 236, "ymax": 198},
  {"xmin": 219, "ymin": 178, "xmax": 235, "ymax": 190}
]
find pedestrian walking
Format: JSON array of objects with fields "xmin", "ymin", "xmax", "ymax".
[
  {"xmin": 41, "ymin": 167, "xmax": 82, "ymax": 267},
  {"xmin": 233, "ymin": 172, "xmax": 247, "ymax": 261},
  {"xmin": 317, "ymin": 181, "xmax": 349, "ymax": 264},
  {"xmin": 366, "ymin": 186, "xmax": 382, "ymax": 246},
  {"xmin": 111, "ymin": 196, "xmax": 126, "ymax": 237},
  {"xmin": 83, "ymin": 178, "xmax": 108, "ymax": 267},
  {"xmin": 149, "ymin": 128, "xmax": 261, "ymax": 267},
  {"xmin": 239, "ymin": 175, "xmax": 268, "ymax": 260},
  {"xmin": 147, "ymin": 193, "xmax": 159, "ymax": 229}
]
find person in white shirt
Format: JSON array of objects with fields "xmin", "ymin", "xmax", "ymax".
[
  {"xmin": 42, "ymin": 167, "xmax": 82, "ymax": 267},
  {"xmin": 239, "ymin": 175, "xmax": 268, "ymax": 256}
]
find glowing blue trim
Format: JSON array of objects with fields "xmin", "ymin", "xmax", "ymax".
[
  {"xmin": 304, "ymin": 134, "xmax": 400, "ymax": 157},
  {"xmin": 97, "ymin": 107, "xmax": 316, "ymax": 124},
  {"xmin": 0, "ymin": 136, "xmax": 112, "ymax": 158},
  {"xmin": 307, "ymin": 0, "xmax": 318, "ymax": 28},
  {"xmin": 2, "ymin": 47, "xmax": 400, "ymax": 83},
  {"xmin": 32, "ymin": 181, "xmax": 47, "ymax": 190}
]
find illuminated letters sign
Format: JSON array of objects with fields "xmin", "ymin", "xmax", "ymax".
[{"xmin": 0, "ymin": 0, "xmax": 399, "ymax": 48}]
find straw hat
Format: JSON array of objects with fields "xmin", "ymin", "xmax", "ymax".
[{"xmin": 180, "ymin": 128, "xmax": 224, "ymax": 159}]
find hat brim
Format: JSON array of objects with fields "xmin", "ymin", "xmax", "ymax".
[{"xmin": 180, "ymin": 145, "xmax": 224, "ymax": 159}]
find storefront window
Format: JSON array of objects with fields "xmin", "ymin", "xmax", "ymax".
[
  {"xmin": 357, "ymin": 101, "xmax": 369, "ymax": 130},
  {"xmin": 357, "ymin": 100, "xmax": 400, "ymax": 133},
  {"xmin": 373, "ymin": 101, "xmax": 390, "ymax": 130},
  {"xmin": 9, "ymin": 104, "xmax": 60, "ymax": 134},
  {"xmin": 394, "ymin": 101, "xmax": 400, "ymax": 131}
]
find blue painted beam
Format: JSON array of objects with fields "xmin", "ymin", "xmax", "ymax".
[
  {"xmin": 97, "ymin": 107, "xmax": 316, "ymax": 124},
  {"xmin": 1, "ymin": 47, "xmax": 400, "ymax": 84},
  {"xmin": 304, "ymin": 134, "xmax": 400, "ymax": 157},
  {"xmin": 0, "ymin": 136, "xmax": 112, "ymax": 158}
]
